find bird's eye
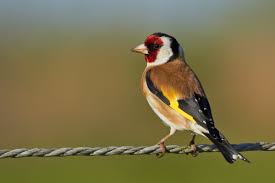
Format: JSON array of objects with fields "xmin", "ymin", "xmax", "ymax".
[
  {"xmin": 153, "ymin": 44, "xmax": 161, "ymax": 49},
  {"xmin": 147, "ymin": 43, "xmax": 161, "ymax": 51}
]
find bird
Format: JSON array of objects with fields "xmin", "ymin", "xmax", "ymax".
[{"xmin": 131, "ymin": 32, "xmax": 249, "ymax": 163}]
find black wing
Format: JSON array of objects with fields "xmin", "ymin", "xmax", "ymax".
[{"xmin": 178, "ymin": 93, "xmax": 223, "ymax": 142}]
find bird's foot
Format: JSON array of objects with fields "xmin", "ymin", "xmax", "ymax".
[
  {"xmin": 181, "ymin": 144, "xmax": 199, "ymax": 157},
  {"xmin": 156, "ymin": 142, "xmax": 166, "ymax": 158}
]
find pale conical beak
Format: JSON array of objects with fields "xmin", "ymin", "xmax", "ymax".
[{"xmin": 131, "ymin": 44, "xmax": 149, "ymax": 55}]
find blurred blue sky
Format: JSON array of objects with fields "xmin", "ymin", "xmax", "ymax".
[{"xmin": 0, "ymin": 0, "xmax": 264, "ymax": 33}]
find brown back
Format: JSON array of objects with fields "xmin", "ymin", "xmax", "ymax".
[{"xmin": 148, "ymin": 59, "xmax": 204, "ymax": 99}]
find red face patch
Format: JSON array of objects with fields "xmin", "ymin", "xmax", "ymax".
[{"xmin": 144, "ymin": 35, "xmax": 163, "ymax": 63}]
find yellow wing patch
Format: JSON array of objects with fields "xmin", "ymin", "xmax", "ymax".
[{"xmin": 160, "ymin": 86, "xmax": 195, "ymax": 122}]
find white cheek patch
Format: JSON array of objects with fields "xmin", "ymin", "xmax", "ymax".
[{"xmin": 147, "ymin": 37, "xmax": 173, "ymax": 67}]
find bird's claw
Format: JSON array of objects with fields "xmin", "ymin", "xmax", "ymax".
[
  {"xmin": 156, "ymin": 142, "xmax": 166, "ymax": 158},
  {"xmin": 181, "ymin": 144, "xmax": 199, "ymax": 157}
]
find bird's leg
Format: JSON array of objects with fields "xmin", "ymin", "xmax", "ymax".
[
  {"xmin": 186, "ymin": 134, "xmax": 198, "ymax": 157},
  {"xmin": 156, "ymin": 128, "xmax": 176, "ymax": 158}
]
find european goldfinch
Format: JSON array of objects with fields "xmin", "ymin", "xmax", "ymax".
[{"xmin": 132, "ymin": 32, "xmax": 249, "ymax": 163}]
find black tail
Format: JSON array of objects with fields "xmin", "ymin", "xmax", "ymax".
[{"xmin": 203, "ymin": 133, "xmax": 250, "ymax": 163}]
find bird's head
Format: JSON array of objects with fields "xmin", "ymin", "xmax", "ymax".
[{"xmin": 132, "ymin": 32, "xmax": 184, "ymax": 66}]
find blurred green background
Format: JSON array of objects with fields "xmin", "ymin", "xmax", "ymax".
[{"xmin": 0, "ymin": 0, "xmax": 275, "ymax": 182}]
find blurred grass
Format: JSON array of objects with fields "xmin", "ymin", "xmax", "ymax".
[
  {"xmin": 0, "ymin": 0, "xmax": 274, "ymax": 182},
  {"xmin": 0, "ymin": 153, "xmax": 274, "ymax": 183}
]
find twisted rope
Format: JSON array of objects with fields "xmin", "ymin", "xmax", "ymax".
[{"xmin": 0, "ymin": 142, "xmax": 274, "ymax": 159}]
